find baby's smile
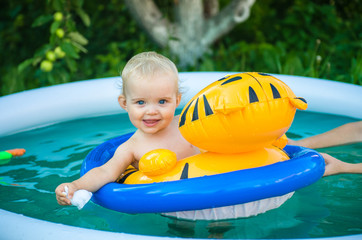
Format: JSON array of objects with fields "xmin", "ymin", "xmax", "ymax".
[{"xmin": 143, "ymin": 119, "xmax": 160, "ymax": 127}]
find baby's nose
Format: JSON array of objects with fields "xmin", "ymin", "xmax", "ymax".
[{"xmin": 146, "ymin": 105, "xmax": 158, "ymax": 115}]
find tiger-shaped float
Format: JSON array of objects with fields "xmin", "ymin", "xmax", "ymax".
[{"xmin": 81, "ymin": 72, "xmax": 324, "ymax": 220}]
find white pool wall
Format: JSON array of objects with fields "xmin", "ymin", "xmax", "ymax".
[{"xmin": 0, "ymin": 72, "xmax": 361, "ymax": 137}]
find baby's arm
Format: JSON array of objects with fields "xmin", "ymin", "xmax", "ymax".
[
  {"xmin": 55, "ymin": 142, "xmax": 134, "ymax": 205},
  {"xmin": 322, "ymin": 153, "xmax": 362, "ymax": 176},
  {"xmin": 287, "ymin": 122, "xmax": 362, "ymax": 177},
  {"xmin": 289, "ymin": 121, "xmax": 362, "ymax": 149}
]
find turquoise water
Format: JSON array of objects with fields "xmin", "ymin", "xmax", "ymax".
[{"xmin": 0, "ymin": 111, "xmax": 361, "ymax": 239}]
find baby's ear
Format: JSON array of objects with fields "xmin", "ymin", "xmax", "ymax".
[
  {"xmin": 118, "ymin": 95, "xmax": 127, "ymax": 110},
  {"xmin": 176, "ymin": 93, "xmax": 182, "ymax": 107}
]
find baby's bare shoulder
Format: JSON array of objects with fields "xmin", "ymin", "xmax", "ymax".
[{"xmin": 112, "ymin": 135, "xmax": 138, "ymax": 160}]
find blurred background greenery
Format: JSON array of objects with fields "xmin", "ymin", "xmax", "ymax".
[{"xmin": 1, "ymin": 0, "xmax": 361, "ymax": 96}]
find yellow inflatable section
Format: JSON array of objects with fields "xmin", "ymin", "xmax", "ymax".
[
  {"xmin": 123, "ymin": 146, "xmax": 290, "ymax": 184},
  {"xmin": 179, "ymin": 72, "xmax": 307, "ymax": 153},
  {"xmin": 120, "ymin": 72, "xmax": 307, "ymax": 185}
]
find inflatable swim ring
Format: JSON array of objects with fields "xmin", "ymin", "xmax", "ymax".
[
  {"xmin": 81, "ymin": 134, "xmax": 324, "ymax": 220},
  {"xmin": 81, "ymin": 72, "xmax": 325, "ymax": 220}
]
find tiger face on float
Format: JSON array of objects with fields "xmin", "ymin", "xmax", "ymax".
[{"xmin": 178, "ymin": 72, "xmax": 307, "ymax": 153}]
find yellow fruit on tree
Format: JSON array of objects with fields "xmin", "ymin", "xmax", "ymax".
[
  {"xmin": 55, "ymin": 28, "xmax": 65, "ymax": 38},
  {"xmin": 46, "ymin": 51, "xmax": 56, "ymax": 62},
  {"xmin": 53, "ymin": 12, "xmax": 63, "ymax": 22},
  {"xmin": 54, "ymin": 46, "xmax": 66, "ymax": 58},
  {"xmin": 40, "ymin": 60, "xmax": 53, "ymax": 72}
]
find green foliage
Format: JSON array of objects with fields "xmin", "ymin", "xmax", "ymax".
[
  {"xmin": 19, "ymin": 0, "xmax": 89, "ymax": 87},
  {"xmin": 0, "ymin": 0, "xmax": 361, "ymax": 96},
  {"xmin": 192, "ymin": 0, "xmax": 361, "ymax": 85},
  {"xmin": 1, "ymin": 0, "xmax": 90, "ymax": 95}
]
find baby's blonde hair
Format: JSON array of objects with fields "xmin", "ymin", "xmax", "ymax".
[{"xmin": 121, "ymin": 52, "xmax": 179, "ymax": 95}]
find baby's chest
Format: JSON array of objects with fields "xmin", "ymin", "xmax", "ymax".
[{"xmin": 133, "ymin": 139, "xmax": 189, "ymax": 161}]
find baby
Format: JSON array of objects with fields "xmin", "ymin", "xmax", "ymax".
[{"xmin": 55, "ymin": 52, "xmax": 200, "ymax": 205}]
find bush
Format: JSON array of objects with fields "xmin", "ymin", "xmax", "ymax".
[
  {"xmin": 0, "ymin": 0, "xmax": 360, "ymax": 96},
  {"xmin": 193, "ymin": 0, "xmax": 361, "ymax": 84}
]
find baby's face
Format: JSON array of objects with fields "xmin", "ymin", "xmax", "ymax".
[{"xmin": 120, "ymin": 71, "xmax": 181, "ymax": 135}]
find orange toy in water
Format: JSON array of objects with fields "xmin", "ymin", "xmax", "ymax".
[
  {"xmin": 0, "ymin": 148, "xmax": 26, "ymax": 159},
  {"xmin": 5, "ymin": 149, "xmax": 26, "ymax": 157},
  {"xmin": 179, "ymin": 72, "xmax": 307, "ymax": 153},
  {"xmin": 0, "ymin": 149, "xmax": 26, "ymax": 165}
]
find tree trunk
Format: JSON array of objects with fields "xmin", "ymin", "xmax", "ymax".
[{"xmin": 125, "ymin": 0, "xmax": 255, "ymax": 67}]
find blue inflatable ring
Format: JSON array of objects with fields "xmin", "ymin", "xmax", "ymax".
[{"xmin": 80, "ymin": 133, "xmax": 325, "ymax": 214}]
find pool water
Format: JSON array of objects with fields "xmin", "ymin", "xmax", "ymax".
[{"xmin": 0, "ymin": 111, "xmax": 361, "ymax": 239}]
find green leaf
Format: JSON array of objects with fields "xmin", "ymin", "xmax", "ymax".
[
  {"xmin": 17, "ymin": 59, "xmax": 33, "ymax": 72},
  {"xmin": 72, "ymin": 0, "xmax": 84, "ymax": 8},
  {"xmin": 55, "ymin": 68, "xmax": 70, "ymax": 83},
  {"xmin": 52, "ymin": 0, "xmax": 65, "ymax": 12},
  {"xmin": 71, "ymin": 41, "xmax": 88, "ymax": 53},
  {"xmin": 61, "ymin": 41, "xmax": 80, "ymax": 59},
  {"xmin": 48, "ymin": 72, "xmax": 56, "ymax": 85},
  {"xmin": 75, "ymin": 8, "xmax": 91, "ymax": 27},
  {"xmin": 32, "ymin": 57, "xmax": 43, "ymax": 66},
  {"xmin": 32, "ymin": 15, "xmax": 53, "ymax": 27},
  {"xmin": 65, "ymin": 57, "xmax": 77, "ymax": 72},
  {"xmin": 68, "ymin": 32, "xmax": 88, "ymax": 45},
  {"xmin": 50, "ymin": 21, "xmax": 61, "ymax": 34},
  {"xmin": 65, "ymin": 19, "xmax": 77, "ymax": 31},
  {"xmin": 34, "ymin": 44, "xmax": 52, "ymax": 58}
]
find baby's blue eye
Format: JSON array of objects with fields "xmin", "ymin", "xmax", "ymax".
[
  {"xmin": 159, "ymin": 99, "xmax": 166, "ymax": 104},
  {"xmin": 137, "ymin": 100, "xmax": 145, "ymax": 105}
]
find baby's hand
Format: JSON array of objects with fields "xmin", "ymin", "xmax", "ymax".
[
  {"xmin": 322, "ymin": 153, "xmax": 345, "ymax": 176},
  {"xmin": 55, "ymin": 183, "xmax": 77, "ymax": 205}
]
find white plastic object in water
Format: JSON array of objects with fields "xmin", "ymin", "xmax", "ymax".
[
  {"xmin": 63, "ymin": 186, "xmax": 92, "ymax": 210},
  {"xmin": 163, "ymin": 192, "xmax": 294, "ymax": 220}
]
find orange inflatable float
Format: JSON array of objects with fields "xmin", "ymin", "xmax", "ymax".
[{"xmin": 120, "ymin": 72, "xmax": 307, "ymax": 184}]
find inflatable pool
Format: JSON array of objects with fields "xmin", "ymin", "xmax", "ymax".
[{"xmin": 0, "ymin": 72, "xmax": 361, "ymax": 240}]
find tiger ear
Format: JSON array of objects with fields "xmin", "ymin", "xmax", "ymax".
[{"xmin": 289, "ymin": 97, "xmax": 308, "ymax": 110}]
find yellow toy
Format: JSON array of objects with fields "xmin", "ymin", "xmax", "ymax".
[
  {"xmin": 122, "ymin": 146, "xmax": 290, "ymax": 184},
  {"xmin": 119, "ymin": 72, "xmax": 307, "ymax": 184},
  {"xmin": 179, "ymin": 72, "xmax": 307, "ymax": 153}
]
